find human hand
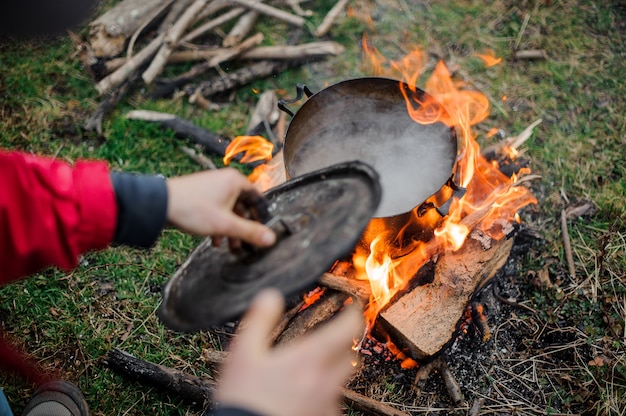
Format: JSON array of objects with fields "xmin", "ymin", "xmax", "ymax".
[
  {"xmin": 215, "ymin": 289, "xmax": 363, "ymax": 416},
  {"xmin": 166, "ymin": 168, "xmax": 276, "ymax": 248}
]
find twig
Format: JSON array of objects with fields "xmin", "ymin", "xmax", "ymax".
[
  {"xmin": 439, "ymin": 361, "xmax": 465, "ymax": 406},
  {"xmin": 126, "ymin": 0, "xmax": 175, "ymax": 58},
  {"xmin": 468, "ymin": 397, "xmax": 485, "ymax": 416},
  {"xmin": 514, "ymin": 49, "xmax": 547, "ymax": 60},
  {"xmin": 561, "ymin": 210, "xmax": 576, "ymax": 280},
  {"xmin": 315, "ymin": 0, "xmax": 350, "ymax": 37},
  {"xmin": 181, "ymin": 7, "xmax": 246, "ymax": 44},
  {"xmin": 142, "ymin": 0, "xmax": 209, "ymax": 84},
  {"xmin": 96, "ymin": 33, "xmax": 164, "ymax": 94},
  {"xmin": 223, "ymin": 10, "xmax": 260, "ymax": 47},
  {"xmin": 180, "ymin": 146, "xmax": 218, "ymax": 169},
  {"xmin": 514, "ymin": 13, "xmax": 531, "ymax": 51},
  {"xmin": 228, "ymin": 0, "xmax": 305, "ymax": 26}
]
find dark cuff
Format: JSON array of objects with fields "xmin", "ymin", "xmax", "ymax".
[
  {"xmin": 110, "ymin": 172, "xmax": 168, "ymax": 248},
  {"xmin": 212, "ymin": 407, "xmax": 265, "ymax": 416}
]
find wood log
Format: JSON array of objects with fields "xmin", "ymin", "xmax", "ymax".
[
  {"xmin": 318, "ymin": 273, "xmax": 371, "ymax": 305},
  {"xmin": 104, "ymin": 348, "xmax": 214, "ymax": 409},
  {"xmin": 181, "ymin": 7, "xmax": 245, "ymax": 44},
  {"xmin": 315, "ymin": 0, "xmax": 350, "ymax": 37},
  {"xmin": 149, "ymin": 33, "xmax": 264, "ymax": 99},
  {"xmin": 125, "ymin": 110, "xmax": 229, "ymax": 156},
  {"xmin": 187, "ymin": 59, "xmax": 296, "ymax": 99},
  {"xmin": 377, "ymin": 235, "xmax": 515, "ymax": 360},
  {"xmin": 228, "ymin": 0, "xmax": 305, "ymax": 27},
  {"xmin": 168, "ymin": 41, "xmax": 345, "ymax": 63},
  {"xmin": 89, "ymin": 0, "xmax": 174, "ymax": 58},
  {"xmin": 142, "ymin": 0, "xmax": 210, "ymax": 84},
  {"xmin": 275, "ymin": 290, "xmax": 349, "ymax": 346},
  {"xmin": 223, "ymin": 10, "xmax": 260, "ymax": 47}
]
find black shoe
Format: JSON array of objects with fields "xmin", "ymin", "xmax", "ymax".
[{"xmin": 21, "ymin": 380, "xmax": 89, "ymax": 416}]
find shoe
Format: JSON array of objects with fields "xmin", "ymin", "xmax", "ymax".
[{"xmin": 21, "ymin": 380, "xmax": 89, "ymax": 416}]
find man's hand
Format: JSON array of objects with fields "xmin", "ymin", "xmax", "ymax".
[
  {"xmin": 166, "ymin": 168, "xmax": 276, "ymax": 248},
  {"xmin": 215, "ymin": 289, "xmax": 363, "ymax": 416}
]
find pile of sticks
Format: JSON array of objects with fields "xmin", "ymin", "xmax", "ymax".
[{"xmin": 79, "ymin": 0, "xmax": 349, "ymax": 132}]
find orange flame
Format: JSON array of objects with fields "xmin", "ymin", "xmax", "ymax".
[
  {"xmin": 355, "ymin": 41, "xmax": 537, "ymax": 327},
  {"xmin": 475, "ymin": 48, "xmax": 503, "ymax": 67},
  {"xmin": 223, "ymin": 135, "xmax": 274, "ymax": 165}
]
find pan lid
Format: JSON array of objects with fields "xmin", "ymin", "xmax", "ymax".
[{"xmin": 158, "ymin": 161, "xmax": 381, "ymax": 332}]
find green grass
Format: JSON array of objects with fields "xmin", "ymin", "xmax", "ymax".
[{"xmin": 1, "ymin": 0, "xmax": 625, "ymax": 415}]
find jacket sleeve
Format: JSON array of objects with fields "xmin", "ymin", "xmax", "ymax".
[{"xmin": 0, "ymin": 150, "xmax": 117, "ymax": 283}]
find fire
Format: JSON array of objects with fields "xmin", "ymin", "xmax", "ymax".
[
  {"xmin": 223, "ymin": 135, "xmax": 274, "ymax": 166},
  {"xmin": 357, "ymin": 39, "xmax": 537, "ymax": 327},
  {"xmin": 475, "ymin": 48, "xmax": 503, "ymax": 67},
  {"xmin": 225, "ymin": 39, "xmax": 537, "ymax": 338}
]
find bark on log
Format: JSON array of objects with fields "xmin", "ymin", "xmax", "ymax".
[
  {"xmin": 142, "ymin": 0, "xmax": 210, "ymax": 84},
  {"xmin": 275, "ymin": 290, "xmax": 349, "ymax": 346},
  {"xmin": 149, "ymin": 33, "xmax": 264, "ymax": 99},
  {"xmin": 378, "ymin": 235, "xmax": 515, "ymax": 360},
  {"xmin": 168, "ymin": 41, "xmax": 345, "ymax": 63},
  {"xmin": 228, "ymin": 0, "xmax": 305, "ymax": 27},
  {"xmin": 104, "ymin": 348, "xmax": 215, "ymax": 409},
  {"xmin": 315, "ymin": 0, "xmax": 350, "ymax": 37},
  {"xmin": 89, "ymin": 0, "xmax": 174, "ymax": 58},
  {"xmin": 125, "ymin": 110, "xmax": 229, "ymax": 156},
  {"xmin": 223, "ymin": 10, "xmax": 260, "ymax": 47},
  {"xmin": 187, "ymin": 60, "xmax": 297, "ymax": 99}
]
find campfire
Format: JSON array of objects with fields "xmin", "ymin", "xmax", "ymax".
[{"xmin": 223, "ymin": 42, "xmax": 538, "ymax": 362}]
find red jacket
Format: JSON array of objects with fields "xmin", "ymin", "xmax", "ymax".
[{"xmin": 0, "ymin": 150, "xmax": 117, "ymax": 284}]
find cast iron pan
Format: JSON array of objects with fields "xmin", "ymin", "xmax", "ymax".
[{"xmin": 158, "ymin": 161, "xmax": 382, "ymax": 332}]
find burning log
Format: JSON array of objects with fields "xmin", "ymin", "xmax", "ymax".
[
  {"xmin": 377, "ymin": 235, "xmax": 515, "ymax": 360},
  {"xmin": 275, "ymin": 290, "xmax": 349, "ymax": 346},
  {"xmin": 125, "ymin": 110, "xmax": 229, "ymax": 156},
  {"xmin": 106, "ymin": 348, "xmax": 411, "ymax": 416}
]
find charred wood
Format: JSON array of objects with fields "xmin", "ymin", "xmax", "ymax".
[
  {"xmin": 104, "ymin": 348, "xmax": 214, "ymax": 409},
  {"xmin": 125, "ymin": 110, "xmax": 229, "ymax": 156}
]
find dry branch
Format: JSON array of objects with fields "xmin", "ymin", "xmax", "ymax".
[
  {"xmin": 182, "ymin": 7, "xmax": 246, "ymax": 44},
  {"xmin": 142, "ymin": 0, "xmax": 210, "ymax": 84},
  {"xmin": 125, "ymin": 110, "xmax": 229, "ymax": 156},
  {"xmin": 89, "ymin": 0, "xmax": 174, "ymax": 57},
  {"xmin": 180, "ymin": 146, "xmax": 218, "ymax": 170},
  {"xmin": 85, "ymin": 71, "xmax": 142, "ymax": 133},
  {"xmin": 104, "ymin": 348, "xmax": 214, "ymax": 408},
  {"xmin": 228, "ymin": 0, "xmax": 306, "ymax": 26},
  {"xmin": 96, "ymin": 33, "xmax": 164, "ymax": 94},
  {"xmin": 223, "ymin": 10, "xmax": 260, "ymax": 47},
  {"xmin": 514, "ymin": 49, "xmax": 548, "ymax": 60},
  {"xmin": 188, "ymin": 59, "xmax": 296, "ymax": 99},
  {"xmin": 315, "ymin": 0, "xmax": 350, "ymax": 37}
]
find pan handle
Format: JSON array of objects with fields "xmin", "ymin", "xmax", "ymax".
[{"xmin": 277, "ymin": 83, "xmax": 314, "ymax": 117}]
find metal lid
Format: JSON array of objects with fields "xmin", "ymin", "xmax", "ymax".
[{"xmin": 158, "ymin": 161, "xmax": 381, "ymax": 332}]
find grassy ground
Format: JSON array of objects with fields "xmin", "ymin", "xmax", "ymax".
[{"xmin": 1, "ymin": 0, "xmax": 625, "ymax": 415}]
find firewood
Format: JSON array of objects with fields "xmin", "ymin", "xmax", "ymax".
[
  {"xmin": 96, "ymin": 33, "xmax": 165, "ymax": 94},
  {"xmin": 481, "ymin": 119, "xmax": 542, "ymax": 161},
  {"xmin": 514, "ymin": 49, "xmax": 548, "ymax": 60},
  {"xmin": 181, "ymin": 7, "xmax": 246, "ymax": 44},
  {"xmin": 156, "ymin": 0, "xmax": 195, "ymax": 33},
  {"xmin": 223, "ymin": 10, "xmax": 260, "ymax": 47},
  {"xmin": 314, "ymin": 0, "xmax": 350, "ymax": 37},
  {"xmin": 168, "ymin": 41, "xmax": 345, "ymax": 63},
  {"xmin": 275, "ymin": 290, "xmax": 349, "ymax": 346},
  {"xmin": 85, "ymin": 71, "xmax": 143, "ymax": 133},
  {"xmin": 180, "ymin": 146, "xmax": 218, "ymax": 170},
  {"xmin": 142, "ymin": 0, "xmax": 210, "ymax": 84},
  {"xmin": 228, "ymin": 0, "xmax": 306, "ymax": 27},
  {"xmin": 285, "ymin": 0, "xmax": 313, "ymax": 16},
  {"xmin": 149, "ymin": 33, "xmax": 264, "ymax": 99},
  {"xmin": 187, "ymin": 59, "xmax": 296, "ymax": 100},
  {"xmin": 318, "ymin": 273, "xmax": 371, "ymax": 305},
  {"xmin": 439, "ymin": 361, "xmax": 465, "ymax": 406},
  {"xmin": 125, "ymin": 110, "xmax": 229, "ymax": 156},
  {"xmin": 378, "ymin": 236, "xmax": 515, "ymax": 360},
  {"xmin": 88, "ymin": 0, "xmax": 174, "ymax": 58},
  {"xmin": 126, "ymin": 0, "xmax": 179, "ymax": 59},
  {"xmin": 104, "ymin": 348, "xmax": 214, "ymax": 409}
]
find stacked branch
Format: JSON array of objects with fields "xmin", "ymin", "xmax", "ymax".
[{"xmin": 81, "ymin": 0, "xmax": 349, "ymax": 127}]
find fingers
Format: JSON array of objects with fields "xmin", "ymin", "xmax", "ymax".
[
  {"xmin": 234, "ymin": 289, "xmax": 285, "ymax": 356},
  {"xmin": 222, "ymin": 213, "xmax": 276, "ymax": 247}
]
